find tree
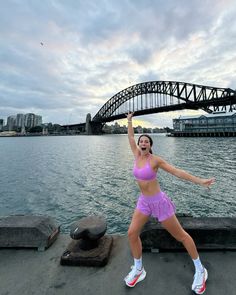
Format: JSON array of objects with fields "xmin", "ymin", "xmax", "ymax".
[{"xmin": 29, "ymin": 126, "xmax": 43, "ymax": 133}]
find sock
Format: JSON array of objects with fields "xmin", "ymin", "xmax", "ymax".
[
  {"xmin": 192, "ymin": 256, "xmax": 204, "ymax": 273},
  {"xmin": 134, "ymin": 257, "xmax": 142, "ymax": 271}
]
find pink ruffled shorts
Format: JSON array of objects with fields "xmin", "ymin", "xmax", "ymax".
[{"xmin": 136, "ymin": 191, "xmax": 176, "ymax": 222}]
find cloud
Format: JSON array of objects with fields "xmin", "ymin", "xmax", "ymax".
[{"xmin": 0, "ymin": 0, "xmax": 236, "ymax": 126}]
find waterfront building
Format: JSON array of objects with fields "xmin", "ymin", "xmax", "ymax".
[
  {"xmin": 0, "ymin": 119, "xmax": 4, "ymax": 131},
  {"xmin": 172, "ymin": 111, "xmax": 236, "ymax": 136}
]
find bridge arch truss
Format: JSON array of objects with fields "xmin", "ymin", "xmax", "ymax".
[{"xmin": 92, "ymin": 81, "xmax": 236, "ymax": 123}]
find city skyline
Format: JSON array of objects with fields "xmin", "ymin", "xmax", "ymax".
[
  {"xmin": 1, "ymin": 112, "xmax": 42, "ymax": 131},
  {"xmin": 1, "ymin": 1, "xmax": 236, "ymax": 128},
  {"xmin": 0, "ymin": 111, "xmax": 171, "ymax": 130}
]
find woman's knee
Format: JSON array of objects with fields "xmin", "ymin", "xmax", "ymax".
[
  {"xmin": 128, "ymin": 227, "xmax": 139, "ymax": 240},
  {"xmin": 176, "ymin": 231, "xmax": 191, "ymax": 243}
]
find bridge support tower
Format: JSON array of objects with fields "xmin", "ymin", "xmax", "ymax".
[
  {"xmin": 85, "ymin": 113, "xmax": 103, "ymax": 135},
  {"xmin": 85, "ymin": 113, "xmax": 92, "ymax": 135}
]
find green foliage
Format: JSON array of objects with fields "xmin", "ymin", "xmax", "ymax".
[{"xmin": 29, "ymin": 126, "xmax": 43, "ymax": 133}]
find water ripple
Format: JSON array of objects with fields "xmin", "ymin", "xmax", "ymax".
[{"xmin": 0, "ymin": 135, "xmax": 235, "ymax": 234}]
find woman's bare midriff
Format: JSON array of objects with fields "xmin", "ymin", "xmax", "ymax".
[{"xmin": 137, "ymin": 179, "xmax": 161, "ymax": 196}]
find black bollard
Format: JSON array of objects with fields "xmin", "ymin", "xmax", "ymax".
[
  {"xmin": 70, "ymin": 215, "xmax": 107, "ymax": 250},
  {"xmin": 61, "ymin": 215, "xmax": 113, "ymax": 266}
]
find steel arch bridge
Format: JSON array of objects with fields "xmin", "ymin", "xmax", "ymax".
[{"xmin": 92, "ymin": 81, "xmax": 236, "ymax": 123}]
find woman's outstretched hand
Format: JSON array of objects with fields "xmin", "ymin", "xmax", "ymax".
[
  {"xmin": 126, "ymin": 112, "xmax": 134, "ymax": 121},
  {"xmin": 200, "ymin": 177, "xmax": 215, "ymax": 188}
]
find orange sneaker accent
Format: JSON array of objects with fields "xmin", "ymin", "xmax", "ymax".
[
  {"xmin": 124, "ymin": 266, "xmax": 146, "ymax": 288},
  {"xmin": 127, "ymin": 272, "xmax": 142, "ymax": 287}
]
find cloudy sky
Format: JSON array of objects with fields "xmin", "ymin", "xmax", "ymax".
[{"xmin": 1, "ymin": 0, "xmax": 236, "ymax": 127}]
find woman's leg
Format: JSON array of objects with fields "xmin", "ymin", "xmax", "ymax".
[
  {"xmin": 161, "ymin": 214, "xmax": 198, "ymax": 259},
  {"xmin": 162, "ymin": 215, "xmax": 208, "ymax": 294},
  {"xmin": 128, "ymin": 209, "xmax": 150, "ymax": 259},
  {"xmin": 125, "ymin": 209, "xmax": 149, "ymax": 287}
]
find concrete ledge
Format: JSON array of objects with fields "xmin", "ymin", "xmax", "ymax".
[
  {"xmin": 0, "ymin": 215, "xmax": 60, "ymax": 251},
  {"xmin": 141, "ymin": 217, "xmax": 236, "ymax": 251}
]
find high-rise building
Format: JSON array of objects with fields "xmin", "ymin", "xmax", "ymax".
[
  {"xmin": 5, "ymin": 113, "xmax": 43, "ymax": 131},
  {"xmin": 16, "ymin": 114, "xmax": 25, "ymax": 128},
  {"xmin": 34, "ymin": 115, "xmax": 42, "ymax": 126},
  {"xmin": 24, "ymin": 113, "xmax": 42, "ymax": 128},
  {"xmin": 24, "ymin": 113, "xmax": 35, "ymax": 128},
  {"xmin": 7, "ymin": 115, "xmax": 16, "ymax": 131}
]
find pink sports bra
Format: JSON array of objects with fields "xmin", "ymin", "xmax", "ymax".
[{"xmin": 133, "ymin": 155, "xmax": 157, "ymax": 181}]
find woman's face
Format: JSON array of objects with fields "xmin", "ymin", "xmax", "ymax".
[{"xmin": 138, "ymin": 136, "xmax": 151, "ymax": 155}]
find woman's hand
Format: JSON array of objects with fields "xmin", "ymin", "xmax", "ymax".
[
  {"xmin": 199, "ymin": 177, "xmax": 215, "ymax": 188},
  {"xmin": 126, "ymin": 112, "xmax": 134, "ymax": 121}
]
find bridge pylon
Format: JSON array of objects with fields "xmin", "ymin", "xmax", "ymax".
[
  {"xmin": 85, "ymin": 113, "xmax": 103, "ymax": 135},
  {"xmin": 85, "ymin": 113, "xmax": 92, "ymax": 135}
]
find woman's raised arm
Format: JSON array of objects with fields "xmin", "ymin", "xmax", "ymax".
[{"xmin": 126, "ymin": 112, "xmax": 139, "ymax": 157}]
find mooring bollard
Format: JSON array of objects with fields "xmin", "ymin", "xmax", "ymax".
[
  {"xmin": 70, "ymin": 215, "xmax": 107, "ymax": 250},
  {"xmin": 60, "ymin": 215, "xmax": 113, "ymax": 266}
]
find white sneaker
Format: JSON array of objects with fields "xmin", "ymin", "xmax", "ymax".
[
  {"xmin": 192, "ymin": 267, "xmax": 208, "ymax": 294},
  {"xmin": 124, "ymin": 266, "xmax": 146, "ymax": 287}
]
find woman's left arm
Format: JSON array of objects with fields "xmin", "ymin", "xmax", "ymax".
[{"xmin": 157, "ymin": 157, "xmax": 215, "ymax": 188}]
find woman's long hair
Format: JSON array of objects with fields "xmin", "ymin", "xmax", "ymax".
[{"xmin": 137, "ymin": 134, "xmax": 153, "ymax": 154}]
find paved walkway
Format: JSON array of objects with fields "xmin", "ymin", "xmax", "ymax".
[{"xmin": 0, "ymin": 235, "xmax": 235, "ymax": 295}]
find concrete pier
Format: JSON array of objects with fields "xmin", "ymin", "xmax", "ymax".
[
  {"xmin": 141, "ymin": 217, "xmax": 236, "ymax": 251},
  {"xmin": 0, "ymin": 215, "xmax": 60, "ymax": 251},
  {"xmin": 1, "ymin": 234, "xmax": 236, "ymax": 295}
]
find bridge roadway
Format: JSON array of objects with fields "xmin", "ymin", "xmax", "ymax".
[{"xmin": 1, "ymin": 234, "xmax": 235, "ymax": 295}]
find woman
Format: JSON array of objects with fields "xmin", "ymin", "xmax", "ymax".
[{"xmin": 124, "ymin": 112, "xmax": 215, "ymax": 295}]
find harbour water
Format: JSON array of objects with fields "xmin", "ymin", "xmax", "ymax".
[{"xmin": 0, "ymin": 134, "xmax": 235, "ymax": 234}]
